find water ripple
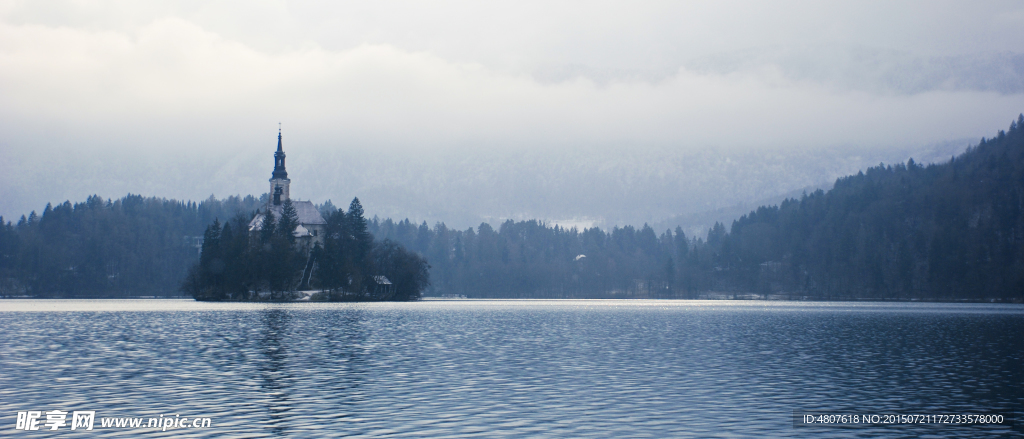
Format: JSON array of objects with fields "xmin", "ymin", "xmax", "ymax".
[{"xmin": 0, "ymin": 300, "xmax": 1022, "ymax": 437}]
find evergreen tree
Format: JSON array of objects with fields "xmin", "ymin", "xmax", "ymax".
[
  {"xmin": 674, "ymin": 226, "xmax": 689, "ymax": 259},
  {"xmin": 347, "ymin": 198, "xmax": 372, "ymax": 258},
  {"xmin": 317, "ymin": 209, "xmax": 350, "ymax": 293},
  {"xmin": 372, "ymin": 239, "xmax": 431, "ymax": 300},
  {"xmin": 195, "ymin": 219, "xmax": 224, "ymax": 299},
  {"xmin": 277, "ymin": 199, "xmax": 299, "ymax": 243},
  {"xmin": 259, "ymin": 210, "xmax": 277, "ymax": 244},
  {"xmin": 346, "ymin": 197, "xmax": 373, "ymax": 292}
]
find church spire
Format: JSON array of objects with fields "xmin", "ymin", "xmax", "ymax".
[
  {"xmin": 276, "ymin": 123, "xmax": 283, "ymax": 152},
  {"xmin": 272, "ymin": 126, "xmax": 288, "ymax": 180},
  {"xmin": 269, "ymin": 125, "xmax": 290, "ymax": 206}
]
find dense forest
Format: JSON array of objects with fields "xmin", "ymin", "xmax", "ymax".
[
  {"xmin": 0, "ymin": 194, "xmax": 262, "ymax": 297},
  {"xmin": 370, "ymin": 115, "xmax": 1024, "ymax": 301},
  {"xmin": 184, "ymin": 198, "xmax": 429, "ymax": 301},
  {"xmin": 1, "ymin": 116, "xmax": 1022, "ymax": 300}
]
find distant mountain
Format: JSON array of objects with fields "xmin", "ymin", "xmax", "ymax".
[
  {"xmin": 310, "ymin": 138, "xmax": 973, "ymax": 231},
  {"xmin": 1, "ymin": 135, "xmax": 972, "ymax": 233},
  {"xmin": 646, "ymin": 138, "xmax": 971, "ymax": 238},
  {"xmin": 367, "ymin": 116, "xmax": 1024, "ymax": 300},
  {"xmin": 2, "ymin": 118, "xmax": 1018, "ymax": 300}
]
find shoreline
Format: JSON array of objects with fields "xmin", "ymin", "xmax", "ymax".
[{"xmin": 2, "ymin": 296, "xmax": 1021, "ymax": 304}]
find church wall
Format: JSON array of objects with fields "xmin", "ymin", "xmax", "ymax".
[
  {"xmin": 270, "ymin": 178, "xmax": 291, "ymax": 204},
  {"xmin": 307, "ymin": 224, "xmax": 325, "ymax": 246}
]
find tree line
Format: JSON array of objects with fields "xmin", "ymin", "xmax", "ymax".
[
  {"xmin": 183, "ymin": 198, "xmax": 429, "ymax": 301},
  {"xmin": 2, "ymin": 115, "xmax": 1022, "ymax": 300},
  {"xmin": 0, "ymin": 194, "xmax": 261, "ymax": 297},
  {"xmin": 368, "ymin": 115, "xmax": 1024, "ymax": 301}
]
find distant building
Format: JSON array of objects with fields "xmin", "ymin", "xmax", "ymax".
[
  {"xmin": 248, "ymin": 130, "xmax": 327, "ymax": 247},
  {"xmin": 372, "ymin": 275, "xmax": 394, "ymax": 298}
]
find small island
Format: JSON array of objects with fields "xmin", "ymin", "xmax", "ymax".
[{"xmin": 181, "ymin": 130, "xmax": 429, "ymax": 301}]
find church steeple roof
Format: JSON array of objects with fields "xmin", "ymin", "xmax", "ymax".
[{"xmin": 271, "ymin": 127, "xmax": 288, "ymax": 180}]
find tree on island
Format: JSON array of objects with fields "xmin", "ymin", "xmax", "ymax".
[
  {"xmin": 371, "ymin": 239, "xmax": 431, "ymax": 300},
  {"xmin": 182, "ymin": 197, "xmax": 429, "ymax": 301}
]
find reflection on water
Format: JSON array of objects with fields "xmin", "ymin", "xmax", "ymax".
[
  {"xmin": 259, "ymin": 309, "xmax": 290, "ymax": 436},
  {"xmin": 1, "ymin": 300, "xmax": 1022, "ymax": 437}
]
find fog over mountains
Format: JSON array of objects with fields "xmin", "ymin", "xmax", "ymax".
[
  {"xmin": 1, "ymin": 1, "xmax": 1021, "ymax": 235},
  {"xmin": 3, "ymin": 135, "xmax": 971, "ymax": 237}
]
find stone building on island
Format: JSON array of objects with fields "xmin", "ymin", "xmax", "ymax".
[{"xmin": 248, "ymin": 130, "xmax": 326, "ymax": 247}]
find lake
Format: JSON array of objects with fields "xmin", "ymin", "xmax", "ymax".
[{"xmin": 1, "ymin": 299, "xmax": 1022, "ymax": 437}]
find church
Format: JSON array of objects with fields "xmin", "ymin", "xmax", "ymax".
[{"xmin": 248, "ymin": 130, "xmax": 327, "ymax": 246}]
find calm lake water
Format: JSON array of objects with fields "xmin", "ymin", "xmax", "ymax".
[{"xmin": 1, "ymin": 299, "xmax": 1022, "ymax": 437}]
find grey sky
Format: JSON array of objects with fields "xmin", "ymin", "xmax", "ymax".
[{"xmin": 1, "ymin": 1, "xmax": 1023, "ymax": 226}]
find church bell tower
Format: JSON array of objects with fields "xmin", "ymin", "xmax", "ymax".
[{"xmin": 270, "ymin": 127, "xmax": 291, "ymax": 206}]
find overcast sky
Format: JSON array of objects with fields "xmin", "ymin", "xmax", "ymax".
[{"xmin": 2, "ymin": 1, "xmax": 1023, "ymax": 223}]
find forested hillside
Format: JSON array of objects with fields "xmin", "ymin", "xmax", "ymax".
[
  {"xmin": 719, "ymin": 115, "xmax": 1024, "ymax": 299},
  {"xmin": 0, "ymin": 195, "xmax": 262, "ymax": 297},
  {"xmin": 371, "ymin": 116, "xmax": 1024, "ymax": 300},
  {"xmin": 2, "ymin": 116, "xmax": 1022, "ymax": 300}
]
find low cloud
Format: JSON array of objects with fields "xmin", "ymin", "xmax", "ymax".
[
  {"xmin": 1, "ymin": 17, "xmax": 1020, "ymax": 156},
  {"xmin": 1, "ymin": 2, "xmax": 1022, "ymax": 223}
]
